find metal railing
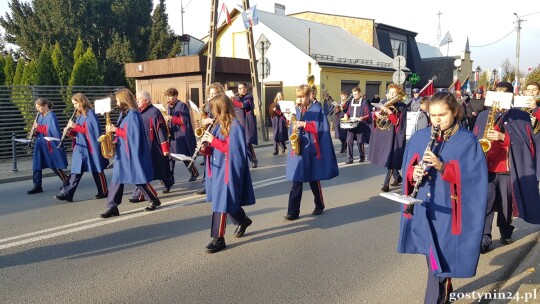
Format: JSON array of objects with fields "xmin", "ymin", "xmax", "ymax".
[{"xmin": 1, "ymin": 85, "xmax": 123, "ymax": 161}]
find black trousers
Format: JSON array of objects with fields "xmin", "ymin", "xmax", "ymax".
[
  {"xmin": 287, "ymin": 181, "xmax": 324, "ymax": 216},
  {"xmin": 383, "ymin": 169, "xmax": 401, "ymax": 186},
  {"xmin": 273, "ymin": 141, "xmax": 286, "ymax": 152},
  {"xmin": 61, "ymin": 171, "xmax": 108, "ymax": 200},
  {"xmin": 167, "ymin": 158, "xmax": 199, "ymax": 184},
  {"xmin": 107, "ymin": 182, "xmax": 157, "ymax": 208},
  {"xmin": 247, "ymin": 144, "xmax": 257, "ymax": 162},
  {"xmin": 33, "ymin": 168, "xmax": 69, "ymax": 187},
  {"xmin": 346, "ymin": 131, "xmax": 364, "ymax": 161},
  {"xmin": 483, "ymin": 173, "xmax": 514, "ymax": 244},
  {"xmin": 210, "ymin": 209, "xmax": 248, "ymax": 238}
]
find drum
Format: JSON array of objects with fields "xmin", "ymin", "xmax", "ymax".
[{"xmin": 339, "ymin": 120, "xmax": 359, "ymax": 129}]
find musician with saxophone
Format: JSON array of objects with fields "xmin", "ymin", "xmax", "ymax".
[
  {"xmin": 54, "ymin": 93, "xmax": 108, "ymax": 202},
  {"xmin": 473, "ymin": 82, "xmax": 540, "ymax": 254},
  {"xmin": 344, "ymin": 87, "xmax": 371, "ymax": 164},
  {"xmin": 332, "ymin": 91, "xmax": 350, "ymax": 153},
  {"xmin": 269, "ymin": 92, "xmax": 287, "ymax": 155},
  {"xmin": 163, "ymin": 87, "xmax": 199, "ymax": 187},
  {"xmin": 523, "ymin": 81, "xmax": 540, "ymax": 182},
  {"xmin": 369, "ymin": 83, "xmax": 407, "ymax": 192},
  {"xmin": 125, "ymin": 91, "xmax": 172, "ymax": 203},
  {"xmin": 100, "ymin": 89, "xmax": 161, "ymax": 218},
  {"xmin": 283, "ymin": 84, "xmax": 339, "ymax": 221},
  {"xmin": 27, "ymin": 98, "xmax": 69, "ymax": 195},
  {"xmin": 398, "ymin": 92, "xmax": 487, "ymax": 304},
  {"xmin": 197, "ymin": 93, "xmax": 255, "ymax": 253}
]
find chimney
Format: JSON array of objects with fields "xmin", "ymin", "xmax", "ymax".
[{"xmin": 275, "ymin": 3, "xmax": 286, "ymax": 16}]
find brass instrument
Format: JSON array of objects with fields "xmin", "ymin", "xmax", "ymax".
[
  {"xmin": 478, "ymin": 101, "xmax": 500, "ymax": 153},
  {"xmin": 522, "ymin": 95, "xmax": 540, "ymax": 135},
  {"xmin": 374, "ymin": 94, "xmax": 402, "ymax": 130},
  {"xmin": 289, "ymin": 113, "xmax": 301, "ymax": 155},
  {"xmin": 98, "ymin": 111, "xmax": 116, "ymax": 159},
  {"xmin": 160, "ymin": 107, "xmax": 172, "ymax": 139},
  {"xmin": 57, "ymin": 109, "xmax": 77, "ymax": 148},
  {"xmin": 404, "ymin": 126, "xmax": 441, "ymax": 215},
  {"xmin": 187, "ymin": 119, "xmax": 216, "ymax": 170},
  {"xmin": 27, "ymin": 112, "xmax": 40, "ymax": 148}
]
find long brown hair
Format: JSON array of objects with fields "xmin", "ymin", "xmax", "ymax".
[
  {"xmin": 115, "ymin": 88, "xmax": 137, "ymax": 111},
  {"xmin": 209, "ymin": 93, "xmax": 235, "ymax": 136},
  {"xmin": 72, "ymin": 93, "xmax": 93, "ymax": 116},
  {"xmin": 428, "ymin": 92, "xmax": 464, "ymax": 121}
]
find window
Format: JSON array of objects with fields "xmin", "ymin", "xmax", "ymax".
[{"xmin": 390, "ymin": 39, "xmax": 406, "ymax": 58}]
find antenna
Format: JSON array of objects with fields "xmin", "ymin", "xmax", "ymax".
[{"xmin": 436, "ymin": 11, "xmax": 443, "ymax": 45}]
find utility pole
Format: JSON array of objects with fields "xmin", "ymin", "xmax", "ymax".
[
  {"xmin": 513, "ymin": 13, "xmax": 523, "ymax": 92},
  {"xmin": 436, "ymin": 11, "xmax": 443, "ymax": 45},
  {"xmin": 205, "ymin": 0, "xmax": 217, "ymax": 89}
]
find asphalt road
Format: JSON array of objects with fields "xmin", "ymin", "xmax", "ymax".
[{"xmin": 0, "ymin": 143, "xmax": 539, "ymax": 304}]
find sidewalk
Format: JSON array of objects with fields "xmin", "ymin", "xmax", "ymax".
[{"xmin": 506, "ymin": 233, "xmax": 540, "ymax": 303}]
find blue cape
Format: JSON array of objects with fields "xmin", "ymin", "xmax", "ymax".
[
  {"xmin": 140, "ymin": 104, "xmax": 170, "ymax": 181},
  {"xmin": 70, "ymin": 109, "xmax": 108, "ymax": 174},
  {"xmin": 32, "ymin": 111, "xmax": 68, "ymax": 170},
  {"xmin": 398, "ymin": 126, "xmax": 488, "ymax": 278},
  {"xmin": 168, "ymin": 101, "xmax": 197, "ymax": 156},
  {"xmin": 368, "ymin": 101, "xmax": 407, "ymax": 169},
  {"xmin": 286, "ymin": 102, "xmax": 339, "ymax": 182}
]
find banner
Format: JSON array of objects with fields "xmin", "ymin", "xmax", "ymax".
[{"xmin": 242, "ymin": 5, "xmax": 259, "ymax": 29}]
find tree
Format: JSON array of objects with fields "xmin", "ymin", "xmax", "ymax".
[
  {"xmin": 12, "ymin": 57, "xmax": 26, "ymax": 85},
  {"xmin": 168, "ymin": 38, "xmax": 182, "ymax": 58},
  {"xmin": 73, "ymin": 37, "xmax": 85, "ymax": 64},
  {"xmin": 3, "ymin": 54, "xmax": 16, "ymax": 85},
  {"xmin": 147, "ymin": 0, "xmax": 175, "ymax": 60},
  {"xmin": 0, "ymin": 55, "xmax": 5, "ymax": 85},
  {"xmin": 21, "ymin": 60, "xmax": 38, "ymax": 85},
  {"xmin": 105, "ymin": 32, "xmax": 135, "ymax": 88},
  {"xmin": 52, "ymin": 42, "xmax": 71, "ymax": 86},
  {"xmin": 35, "ymin": 44, "xmax": 59, "ymax": 85},
  {"xmin": 69, "ymin": 47, "xmax": 103, "ymax": 86},
  {"xmin": 526, "ymin": 65, "xmax": 540, "ymax": 85}
]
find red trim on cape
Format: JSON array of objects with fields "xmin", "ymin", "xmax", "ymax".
[
  {"xmin": 442, "ymin": 160, "xmax": 462, "ymax": 235},
  {"xmin": 403, "ymin": 153, "xmax": 420, "ymax": 219}
]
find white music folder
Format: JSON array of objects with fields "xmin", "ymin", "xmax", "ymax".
[
  {"xmin": 380, "ymin": 192, "xmax": 422, "ymax": 205},
  {"xmin": 170, "ymin": 153, "xmax": 192, "ymax": 162}
]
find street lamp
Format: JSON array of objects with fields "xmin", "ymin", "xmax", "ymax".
[
  {"xmin": 475, "ymin": 66, "xmax": 482, "ymax": 90},
  {"xmin": 491, "ymin": 69, "xmax": 497, "ymax": 89}
]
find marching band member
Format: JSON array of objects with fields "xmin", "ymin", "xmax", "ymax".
[
  {"xmin": 473, "ymin": 82, "xmax": 540, "ymax": 253},
  {"xmin": 398, "ymin": 92, "xmax": 487, "ymax": 304},
  {"xmin": 27, "ymin": 98, "xmax": 69, "ymax": 194},
  {"xmin": 232, "ymin": 83, "xmax": 259, "ymax": 168},
  {"xmin": 55, "ymin": 93, "xmax": 108, "ymax": 202},
  {"xmin": 270, "ymin": 92, "xmax": 287, "ymax": 155},
  {"xmin": 127, "ymin": 91, "xmax": 172, "ymax": 203},
  {"xmin": 407, "ymin": 88, "xmax": 421, "ymax": 111},
  {"xmin": 199, "ymin": 93, "xmax": 255, "ymax": 253},
  {"xmin": 100, "ymin": 89, "xmax": 161, "ymax": 218},
  {"xmin": 414, "ymin": 97, "xmax": 430, "ymax": 131},
  {"xmin": 333, "ymin": 91, "xmax": 350, "ymax": 153},
  {"xmin": 465, "ymin": 89, "xmax": 485, "ymax": 131},
  {"xmin": 369, "ymin": 83, "xmax": 407, "ymax": 192},
  {"xmin": 163, "ymin": 87, "xmax": 199, "ymax": 187},
  {"xmin": 284, "ymin": 84, "xmax": 339, "ymax": 221},
  {"xmin": 344, "ymin": 87, "xmax": 371, "ymax": 164},
  {"xmin": 523, "ymin": 81, "xmax": 540, "ymax": 182}
]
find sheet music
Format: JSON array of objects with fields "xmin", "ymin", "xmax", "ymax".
[
  {"xmin": 371, "ymin": 103, "xmax": 383, "ymax": 109},
  {"xmin": 170, "ymin": 153, "xmax": 192, "ymax": 162},
  {"xmin": 13, "ymin": 138, "xmax": 32, "ymax": 143},
  {"xmin": 380, "ymin": 192, "xmax": 422, "ymax": 205},
  {"xmin": 43, "ymin": 137, "xmax": 61, "ymax": 142},
  {"xmin": 512, "ymin": 95, "xmax": 533, "ymax": 108},
  {"xmin": 484, "ymin": 91, "xmax": 512, "ymax": 109},
  {"xmin": 94, "ymin": 98, "xmax": 112, "ymax": 115},
  {"xmin": 277, "ymin": 100, "xmax": 296, "ymax": 121},
  {"xmin": 153, "ymin": 103, "xmax": 166, "ymax": 112}
]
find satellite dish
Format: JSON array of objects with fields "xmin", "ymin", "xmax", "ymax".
[{"xmin": 392, "ymin": 56, "xmax": 407, "ymax": 70}]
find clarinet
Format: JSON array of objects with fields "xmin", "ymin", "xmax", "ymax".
[
  {"xmin": 404, "ymin": 126, "xmax": 441, "ymax": 215},
  {"xmin": 57, "ymin": 109, "xmax": 77, "ymax": 148},
  {"xmin": 27, "ymin": 112, "xmax": 40, "ymax": 149},
  {"xmin": 186, "ymin": 120, "xmax": 216, "ymax": 171}
]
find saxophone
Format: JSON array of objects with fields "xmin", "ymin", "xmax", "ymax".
[
  {"xmin": 522, "ymin": 95, "xmax": 540, "ymax": 135},
  {"xmin": 289, "ymin": 113, "xmax": 301, "ymax": 155},
  {"xmin": 478, "ymin": 101, "xmax": 500, "ymax": 153},
  {"xmin": 98, "ymin": 112, "xmax": 116, "ymax": 159}
]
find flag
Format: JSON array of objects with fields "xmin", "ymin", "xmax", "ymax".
[
  {"xmin": 221, "ymin": 3, "xmax": 231, "ymax": 25},
  {"xmin": 462, "ymin": 79, "xmax": 471, "ymax": 93},
  {"xmin": 454, "ymin": 79, "xmax": 461, "ymax": 92},
  {"xmin": 419, "ymin": 79, "xmax": 434, "ymax": 97},
  {"xmin": 439, "ymin": 31, "xmax": 453, "ymax": 47},
  {"xmin": 242, "ymin": 5, "xmax": 259, "ymax": 29}
]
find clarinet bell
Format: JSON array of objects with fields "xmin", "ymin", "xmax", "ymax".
[{"xmin": 404, "ymin": 204, "xmax": 414, "ymax": 215}]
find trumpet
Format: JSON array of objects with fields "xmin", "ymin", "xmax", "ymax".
[
  {"xmin": 57, "ymin": 109, "xmax": 77, "ymax": 148},
  {"xmin": 187, "ymin": 119, "xmax": 216, "ymax": 171},
  {"xmin": 27, "ymin": 112, "xmax": 40, "ymax": 148}
]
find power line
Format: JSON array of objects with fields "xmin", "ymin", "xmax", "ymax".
[{"xmin": 470, "ymin": 28, "xmax": 515, "ymax": 48}]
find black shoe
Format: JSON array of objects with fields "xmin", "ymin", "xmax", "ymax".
[
  {"xmin": 234, "ymin": 217, "xmax": 253, "ymax": 238},
  {"xmin": 54, "ymin": 194, "xmax": 73, "ymax": 202},
  {"xmin": 94, "ymin": 193, "xmax": 108, "ymax": 199},
  {"xmin": 145, "ymin": 199, "xmax": 161, "ymax": 211},
  {"xmin": 480, "ymin": 242, "xmax": 491, "ymax": 254},
  {"xmin": 345, "ymin": 159, "xmax": 353, "ymax": 164},
  {"xmin": 284, "ymin": 214, "xmax": 299, "ymax": 221},
  {"xmin": 272, "ymin": 150, "xmax": 278, "ymax": 155},
  {"xmin": 312, "ymin": 208, "xmax": 325, "ymax": 215},
  {"xmin": 128, "ymin": 197, "xmax": 145, "ymax": 203},
  {"xmin": 27, "ymin": 185, "xmax": 43, "ymax": 195},
  {"xmin": 100, "ymin": 207, "xmax": 119, "ymax": 218},
  {"xmin": 188, "ymin": 172, "xmax": 199, "ymax": 182},
  {"xmin": 381, "ymin": 185, "xmax": 390, "ymax": 192},
  {"xmin": 252, "ymin": 160, "xmax": 258, "ymax": 168},
  {"xmin": 162, "ymin": 188, "xmax": 171, "ymax": 194},
  {"xmin": 195, "ymin": 189, "xmax": 206, "ymax": 195},
  {"xmin": 205, "ymin": 237, "xmax": 226, "ymax": 253},
  {"xmin": 339, "ymin": 149, "xmax": 346, "ymax": 154},
  {"xmin": 390, "ymin": 176, "xmax": 403, "ymax": 186},
  {"xmin": 501, "ymin": 237, "xmax": 513, "ymax": 245},
  {"xmin": 359, "ymin": 157, "xmax": 365, "ymax": 163},
  {"xmin": 282, "ymin": 148, "xmax": 286, "ymax": 154}
]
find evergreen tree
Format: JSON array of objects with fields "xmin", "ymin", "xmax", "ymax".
[
  {"xmin": 3, "ymin": 55, "xmax": 16, "ymax": 85},
  {"xmin": 73, "ymin": 37, "xmax": 85, "ymax": 64},
  {"xmin": 36, "ymin": 44, "xmax": 59, "ymax": 85},
  {"xmin": 168, "ymin": 38, "xmax": 182, "ymax": 58},
  {"xmin": 21, "ymin": 60, "xmax": 38, "ymax": 85},
  {"xmin": 526, "ymin": 65, "xmax": 540, "ymax": 85},
  {"xmin": 52, "ymin": 42, "xmax": 71, "ymax": 86},
  {"xmin": 69, "ymin": 47, "xmax": 103, "ymax": 86},
  {"xmin": 105, "ymin": 32, "xmax": 135, "ymax": 87},
  {"xmin": 12, "ymin": 58, "xmax": 26, "ymax": 85},
  {"xmin": 0, "ymin": 55, "xmax": 5, "ymax": 85},
  {"xmin": 148, "ymin": 0, "xmax": 175, "ymax": 60}
]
